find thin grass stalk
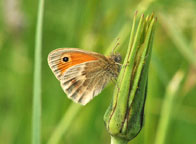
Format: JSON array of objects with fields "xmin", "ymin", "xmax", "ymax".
[
  {"xmin": 47, "ymin": 103, "xmax": 81, "ymax": 144},
  {"xmin": 32, "ymin": 0, "xmax": 45, "ymax": 144},
  {"xmin": 154, "ymin": 71, "xmax": 184, "ymax": 144}
]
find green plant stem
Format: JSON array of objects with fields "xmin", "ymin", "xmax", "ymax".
[
  {"xmin": 47, "ymin": 103, "xmax": 82, "ymax": 144},
  {"xmin": 32, "ymin": 0, "xmax": 44, "ymax": 144},
  {"xmin": 111, "ymin": 137, "xmax": 128, "ymax": 144},
  {"xmin": 154, "ymin": 71, "xmax": 184, "ymax": 144}
]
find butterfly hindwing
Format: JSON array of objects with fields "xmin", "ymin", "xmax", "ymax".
[{"xmin": 60, "ymin": 61, "xmax": 110, "ymax": 105}]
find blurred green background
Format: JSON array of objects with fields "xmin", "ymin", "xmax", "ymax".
[{"xmin": 0, "ymin": 0, "xmax": 196, "ymax": 144}]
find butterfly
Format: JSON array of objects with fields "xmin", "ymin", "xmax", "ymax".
[{"xmin": 48, "ymin": 48, "xmax": 121, "ymax": 105}]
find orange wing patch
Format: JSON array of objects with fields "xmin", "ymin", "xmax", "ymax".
[{"xmin": 57, "ymin": 52, "xmax": 98, "ymax": 74}]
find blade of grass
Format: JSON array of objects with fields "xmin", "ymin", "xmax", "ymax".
[
  {"xmin": 48, "ymin": 103, "xmax": 82, "ymax": 144},
  {"xmin": 32, "ymin": 0, "xmax": 45, "ymax": 144},
  {"xmin": 154, "ymin": 71, "xmax": 184, "ymax": 144}
]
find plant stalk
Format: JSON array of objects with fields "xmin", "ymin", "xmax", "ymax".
[
  {"xmin": 32, "ymin": 0, "xmax": 45, "ymax": 144},
  {"xmin": 111, "ymin": 137, "xmax": 128, "ymax": 144}
]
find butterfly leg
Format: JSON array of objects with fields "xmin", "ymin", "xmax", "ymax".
[
  {"xmin": 115, "ymin": 62, "xmax": 130, "ymax": 70},
  {"xmin": 117, "ymin": 61, "xmax": 130, "ymax": 68},
  {"xmin": 111, "ymin": 78, "xmax": 120, "ymax": 92}
]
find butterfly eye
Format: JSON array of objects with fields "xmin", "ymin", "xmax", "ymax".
[
  {"xmin": 62, "ymin": 57, "xmax": 69, "ymax": 62},
  {"xmin": 114, "ymin": 54, "xmax": 121, "ymax": 63}
]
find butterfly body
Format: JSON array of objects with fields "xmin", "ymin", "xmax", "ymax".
[{"xmin": 48, "ymin": 48, "xmax": 121, "ymax": 105}]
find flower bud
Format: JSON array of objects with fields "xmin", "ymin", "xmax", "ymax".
[{"xmin": 104, "ymin": 13, "xmax": 156, "ymax": 142}]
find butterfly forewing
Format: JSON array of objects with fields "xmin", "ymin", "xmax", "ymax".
[{"xmin": 48, "ymin": 48, "xmax": 100, "ymax": 80}]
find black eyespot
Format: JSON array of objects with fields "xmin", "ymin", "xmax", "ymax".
[{"xmin": 62, "ymin": 57, "xmax": 69, "ymax": 62}]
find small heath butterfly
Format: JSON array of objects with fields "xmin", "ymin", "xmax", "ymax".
[{"xmin": 48, "ymin": 48, "xmax": 121, "ymax": 105}]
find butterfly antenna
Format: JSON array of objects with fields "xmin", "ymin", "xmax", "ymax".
[{"xmin": 112, "ymin": 38, "xmax": 120, "ymax": 54}]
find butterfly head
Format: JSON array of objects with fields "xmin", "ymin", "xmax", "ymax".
[
  {"xmin": 110, "ymin": 53, "xmax": 122, "ymax": 63},
  {"xmin": 107, "ymin": 53, "xmax": 122, "ymax": 77}
]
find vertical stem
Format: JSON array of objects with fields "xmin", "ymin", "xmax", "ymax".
[
  {"xmin": 154, "ymin": 71, "xmax": 184, "ymax": 144},
  {"xmin": 32, "ymin": 0, "xmax": 44, "ymax": 144},
  {"xmin": 111, "ymin": 137, "xmax": 128, "ymax": 144},
  {"xmin": 48, "ymin": 103, "xmax": 82, "ymax": 144}
]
